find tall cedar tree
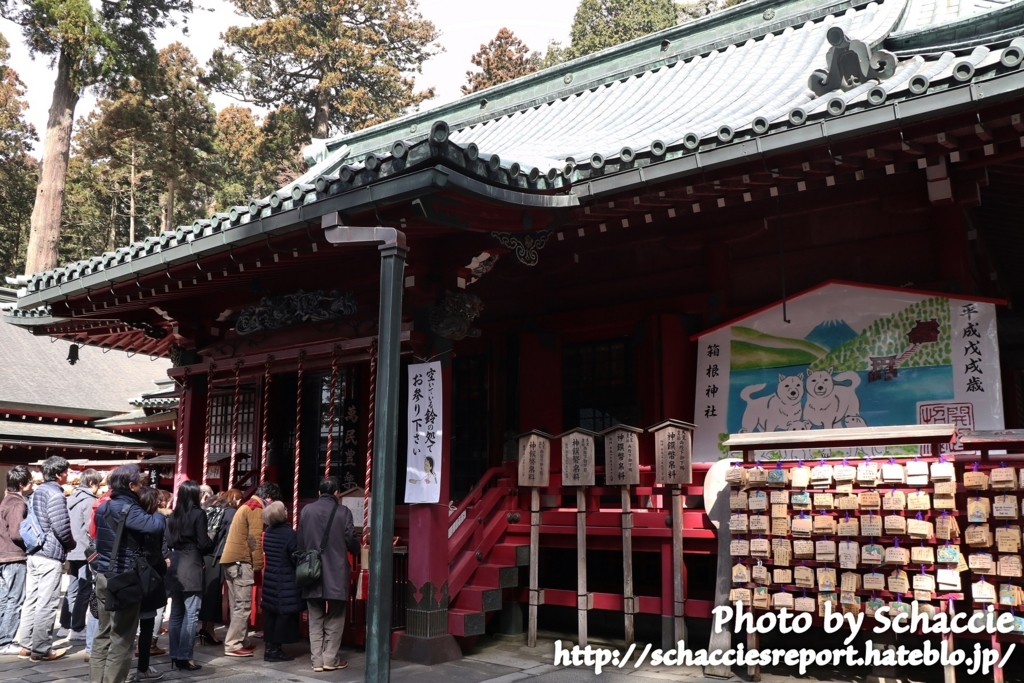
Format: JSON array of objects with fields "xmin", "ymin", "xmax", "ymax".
[
  {"xmin": 206, "ymin": 0, "xmax": 440, "ymax": 139},
  {"xmin": 2, "ymin": 0, "xmax": 192, "ymax": 275},
  {"xmin": 214, "ymin": 104, "xmax": 306, "ymax": 208},
  {"xmin": 565, "ymin": 0, "xmax": 678, "ymax": 60},
  {"xmin": 462, "ymin": 28, "xmax": 538, "ymax": 94},
  {"xmin": 81, "ymin": 44, "xmax": 219, "ymax": 233},
  {"xmin": 0, "ymin": 32, "xmax": 37, "ymax": 278}
]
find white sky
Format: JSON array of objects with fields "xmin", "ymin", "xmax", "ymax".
[{"xmin": 1, "ymin": 0, "xmax": 578, "ymax": 150}]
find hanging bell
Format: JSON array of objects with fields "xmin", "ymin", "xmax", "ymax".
[{"xmin": 67, "ymin": 344, "xmax": 80, "ymax": 366}]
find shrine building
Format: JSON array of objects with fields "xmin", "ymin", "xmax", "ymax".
[{"xmin": 6, "ymin": 0, "xmax": 1024, "ymax": 662}]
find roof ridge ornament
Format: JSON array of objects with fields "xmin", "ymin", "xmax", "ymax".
[{"xmin": 808, "ymin": 26, "xmax": 897, "ymax": 96}]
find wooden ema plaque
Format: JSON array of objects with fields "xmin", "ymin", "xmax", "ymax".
[
  {"xmin": 517, "ymin": 430, "xmax": 552, "ymax": 487},
  {"xmin": 602, "ymin": 425, "xmax": 642, "ymax": 486},
  {"xmin": 558, "ymin": 429, "xmax": 596, "ymax": 487},
  {"xmin": 649, "ymin": 419, "xmax": 696, "ymax": 485}
]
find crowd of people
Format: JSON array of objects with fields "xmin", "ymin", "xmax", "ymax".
[{"xmin": 0, "ymin": 456, "xmax": 361, "ymax": 682}]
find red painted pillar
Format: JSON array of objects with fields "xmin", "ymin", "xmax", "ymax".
[
  {"xmin": 393, "ymin": 361, "xmax": 462, "ymax": 664},
  {"xmin": 173, "ymin": 372, "xmax": 207, "ymax": 491},
  {"xmin": 661, "ymin": 314, "xmax": 696, "ymax": 423}
]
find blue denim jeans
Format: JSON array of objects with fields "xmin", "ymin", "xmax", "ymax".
[
  {"xmin": 169, "ymin": 591, "xmax": 202, "ymax": 661},
  {"xmin": 86, "ymin": 611, "xmax": 98, "ymax": 654},
  {"xmin": 0, "ymin": 561, "xmax": 26, "ymax": 647}
]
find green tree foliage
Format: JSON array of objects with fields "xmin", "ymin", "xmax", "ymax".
[
  {"xmin": 206, "ymin": 0, "xmax": 440, "ymax": 139},
  {"xmin": 1, "ymin": 0, "xmax": 192, "ymax": 274},
  {"xmin": 214, "ymin": 104, "xmax": 306, "ymax": 208},
  {"xmin": 564, "ymin": 0, "xmax": 678, "ymax": 60},
  {"xmin": 462, "ymin": 28, "xmax": 538, "ymax": 94},
  {"xmin": 80, "ymin": 44, "xmax": 219, "ymax": 233},
  {"xmin": 0, "ymin": 32, "xmax": 37, "ymax": 279}
]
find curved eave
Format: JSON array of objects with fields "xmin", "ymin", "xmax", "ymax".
[
  {"xmin": 574, "ymin": 68, "xmax": 1024, "ymax": 199},
  {"xmin": 15, "ymin": 166, "xmax": 577, "ymax": 310}
]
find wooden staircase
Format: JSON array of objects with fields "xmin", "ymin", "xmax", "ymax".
[{"xmin": 447, "ymin": 465, "xmax": 529, "ymax": 637}]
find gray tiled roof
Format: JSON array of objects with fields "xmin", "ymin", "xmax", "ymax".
[
  {"xmin": 0, "ymin": 420, "xmax": 165, "ymax": 448},
  {"xmin": 7, "ymin": 0, "xmax": 1024, "ymax": 306},
  {"xmin": 0, "ymin": 314, "xmax": 170, "ymax": 415}
]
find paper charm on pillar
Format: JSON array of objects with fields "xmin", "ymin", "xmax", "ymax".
[
  {"xmin": 648, "ymin": 419, "xmax": 696, "ymax": 485},
  {"xmin": 517, "ymin": 430, "xmax": 553, "ymax": 488},
  {"xmin": 557, "ymin": 429, "xmax": 596, "ymax": 487},
  {"xmin": 601, "ymin": 425, "xmax": 642, "ymax": 486}
]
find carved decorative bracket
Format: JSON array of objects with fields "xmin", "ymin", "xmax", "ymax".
[
  {"xmin": 235, "ymin": 289, "xmax": 357, "ymax": 336},
  {"xmin": 491, "ymin": 230, "xmax": 552, "ymax": 266},
  {"xmin": 430, "ymin": 291, "xmax": 483, "ymax": 341},
  {"xmin": 808, "ymin": 26, "xmax": 897, "ymax": 96}
]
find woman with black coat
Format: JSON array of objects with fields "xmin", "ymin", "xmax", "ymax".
[
  {"xmin": 259, "ymin": 501, "xmax": 303, "ymax": 662},
  {"xmin": 135, "ymin": 486, "xmax": 170, "ymax": 680},
  {"xmin": 198, "ymin": 488, "xmax": 241, "ymax": 643},
  {"xmin": 164, "ymin": 481, "xmax": 214, "ymax": 671}
]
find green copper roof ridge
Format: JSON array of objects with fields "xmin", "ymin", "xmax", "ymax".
[{"xmin": 328, "ymin": 0, "xmax": 886, "ymax": 162}]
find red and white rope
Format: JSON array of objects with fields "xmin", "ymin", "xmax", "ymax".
[
  {"xmin": 293, "ymin": 351, "xmax": 305, "ymax": 529},
  {"xmin": 260, "ymin": 358, "xmax": 273, "ymax": 485},
  {"xmin": 200, "ymin": 366, "xmax": 213, "ymax": 485},
  {"xmin": 362, "ymin": 340, "xmax": 377, "ymax": 548},
  {"xmin": 228, "ymin": 360, "xmax": 242, "ymax": 487},
  {"xmin": 178, "ymin": 369, "xmax": 192, "ymax": 485},
  {"xmin": 325, "ymin": 346, "xmax": 339, "ymax": 477}
]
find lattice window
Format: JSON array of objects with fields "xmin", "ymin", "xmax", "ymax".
[
  {"xmin": 208, "ymin": 389, "xmax": 257, "ymax": 484},
  {"xmin": 562, "ymin": 338, "xmax": 639, "ymax": 433}
]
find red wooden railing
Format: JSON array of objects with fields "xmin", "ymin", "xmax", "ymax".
[{"xmin": 447, "ymin": 466, "xmax": 515, "ymax": 600}]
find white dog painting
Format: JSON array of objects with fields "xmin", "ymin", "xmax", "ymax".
[
  {"xmin": 803, "ymin": 367, "xmax": 861, "ymax": 429},
  {"xmin": 739, "ymin": 373, "xmax": 805, "ymax": 433}
]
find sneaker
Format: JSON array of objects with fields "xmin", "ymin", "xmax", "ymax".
[
  {"xmin": 323, "ymin": 659, "xmax": 348, "ymax": 671},
  {"xmin": 136, "ymin": 669, "xmax": 164, "ymax": 680},
  {"xmin": 30, "ymin": 648, "xmax": 68, "ymax": 662},
  {"xmin": 55, "ymin": 628, "xmax": 69, "ymax": 639},
  {"xmin": 312, "ymin": 666, "xmax": 324, "ymax": 672},
  {"xmin": 224, "ymin": 648, "xmax": 254, "ymax": 658},
  {"xmin": 0, "ymin": 644, "xmax": 21, "ymax": 656},
  {"xmin": 17, "ymin": 648, "xmax": 30, "ymax": 659},
  {"xmin": 68, "ymin": 630, "xmax": 87, "ymax": 641}
]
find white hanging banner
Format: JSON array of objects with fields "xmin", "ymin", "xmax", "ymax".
[{"xmin": 405, "ymin": 361, "xmax": 443, "ymax": 504}]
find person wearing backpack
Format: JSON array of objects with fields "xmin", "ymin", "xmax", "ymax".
[
  {"xmin": 17, "ymin": 456, "xmax": 75, "ymax": 661},
  {"xmin": 90, "ymin": 464, "xmax": 166, "ymax": 683},
  {"xmin": 0, "ymin": 466, "xmax": 33, "ymax": 655},
  {"xmin": 296, "ymin": 477, "xmax": 359, "ymax": 673}
]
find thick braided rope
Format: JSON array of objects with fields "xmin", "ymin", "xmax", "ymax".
[
  {"xmin": 200, "ymin": 365, "xmax": 213, "ymax": 485},
  {"xmin": 178, "ymin": 369, "xmax": 192, "ymax": 485},
  {"xmin": 228, "ymin": 360, "xmax": 242, "ymax": 487},
  {"xmin": 293, "ymin": 351, "xmax": 304, "ymax": 529},
  {"xmin": 363, "ymin": 339, "xmax": 377, "ymax": 548},
  {"xmin": 260, "ymin": 358, "xmax": 273, "ymax": 485},
  {"xmin": 325, "ymin": 346, "xmax": 339, "ymax": 477}
]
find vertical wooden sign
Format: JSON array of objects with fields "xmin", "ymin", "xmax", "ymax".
[
  {"xmin": 518, "ymin": 430, "xmax": 552, "ymax": 648},
  {"xmin": 649, "ymin": 419, "xmax": 697, "ymax": 646},
  {"xmin": 558, "ymin": 429, "xmax": 596, "ymax": 647},
  {"xmin": 601, "ymin": 424, "xmax": 643, "ymax": 644},
  {"xmin": 602, "ymin": 425, "xmax": 641, "ymax": 486}
]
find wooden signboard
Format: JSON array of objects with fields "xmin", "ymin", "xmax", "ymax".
[
  {"xmin": 650, "ymin": 419, "xmax": 696, "ymax": 485},
  {"xmin": 518, "ymin": 430, "xmax": 552, "ymax": 488},
  {"xmin": 559, "ymin": 429, "xmax": 596, "ymax": 487},
  {"xmin": 602, "ymin": 425, "xmax": 642, "ymax": 486}
]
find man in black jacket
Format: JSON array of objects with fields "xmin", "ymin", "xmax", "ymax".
[
  {"xmin": 17, "ymin": 456, "xmax": 74, "ymax": 661},
  {"xmin": 297, "ymin": 477, "xmax": 359, "ymax": 672}
]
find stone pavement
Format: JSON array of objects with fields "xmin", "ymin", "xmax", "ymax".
[{"xmin": 0, "ymin": 627, "xmax": 968, "ymax": 683}]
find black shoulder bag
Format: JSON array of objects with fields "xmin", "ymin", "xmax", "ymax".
[
  {"xmin": 102, "ymin": 509, "xmax": 162, "ymax": 612},
  {"xmin": 101, "ymin": 509, "xmax": 143, "ymax": 611},
  {"xmin": 294, "ymin": 503, "xmax": 338, "ymax": 588}
]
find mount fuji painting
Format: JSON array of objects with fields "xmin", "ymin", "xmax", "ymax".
[{"xmin": 805, "ymin": 320, "xmax": 858, "ymax": 351}]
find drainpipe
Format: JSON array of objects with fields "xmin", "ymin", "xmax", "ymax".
[{"xmin": 322, "ymin": 214, "xmax": 407, "ymax": 683}]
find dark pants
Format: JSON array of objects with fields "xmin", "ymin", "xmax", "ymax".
[
  {"xmin": 137, "ymin": 617, "xmax": 154, "ymax": 673},
  {"xmin": 60, "ymin": 560, "xmax": 91, "ymax": 632}
]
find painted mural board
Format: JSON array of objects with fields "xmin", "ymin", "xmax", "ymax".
[{"xmin": 692, "ymin": 282, "xmax": 1004, "ymax": 462}]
